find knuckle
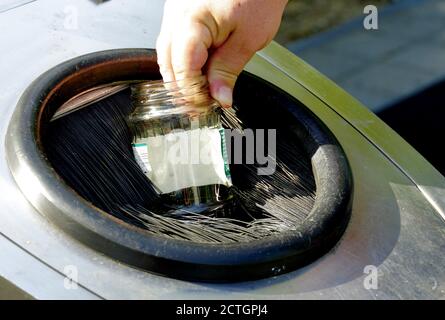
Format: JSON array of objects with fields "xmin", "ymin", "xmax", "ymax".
[{"xmin": 209, "ymin": 66, "xmax": 238, "ymax": 81}]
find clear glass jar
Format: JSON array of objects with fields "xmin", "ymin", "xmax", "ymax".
[{"xmin": 127, "ymin": 76, "xmax": 233, "ymax": 210}]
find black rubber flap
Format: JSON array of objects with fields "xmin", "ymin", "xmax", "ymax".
[{"xmin": 5, "ymin": 49, "xmax": 353, "ymax": 282}]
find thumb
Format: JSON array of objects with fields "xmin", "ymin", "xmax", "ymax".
[{"xmin": 206, "ymin": 32, "xmax": 256, "ymax": 108}]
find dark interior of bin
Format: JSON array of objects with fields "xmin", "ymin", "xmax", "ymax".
[{"xmin": 42, "ymin": 72, "xmax": 318, "ymax": 242}]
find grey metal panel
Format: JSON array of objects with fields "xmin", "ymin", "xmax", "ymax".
[
  {"xmin": 0, "ymin": 0, "xmax": 35, "ymax": 13},
  {"xmin": 0, "ymin": 0, "xmax": 444, "ymax": 299},
  {"xmin": 255, "ymin": 43, "xmax": 445, "ymax": 222},
  {"xmin": 0, "ymin": 278, "xmax": 33, "ymax": 300},
  {"xmin": 0, "ymin": 233, "xmax": 100, "ymax": 299}
]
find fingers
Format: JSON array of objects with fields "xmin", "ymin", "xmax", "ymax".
[
  {"xmin": 156, "ymin": 0, "xmax": 177, "ymax": 82},
  {"xmin": 156, "ymin": 35, "xmax": 175, "ymax": 82},
  {"xmin": 157, "ymin": 21, "xmax": 212, "ymax": 83},
  {"xmin": 156, "ymin": 0, "xmax": 278, "ymax": 108},
  {"xmin": 170, "ymin": 21, "xmax": 212, "ymax": 80},
  {"xmin": 206, "ymin": 31, "xmax": 256, "ymax": 108},
  {"xmin": 157, "ymin": 1, "xmax": 213, "ymax": 83}
]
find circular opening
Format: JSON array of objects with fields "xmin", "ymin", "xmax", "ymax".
[{"xmin": 5, "ymin": 49, "xmax": 353, "ymax": 282}]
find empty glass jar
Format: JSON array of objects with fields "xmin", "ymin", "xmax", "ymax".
[{"xmin": 127, "ymin": 76, "xmax": 233, "ymax": 209}]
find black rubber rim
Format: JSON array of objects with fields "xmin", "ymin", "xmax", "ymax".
[{"xmin": 5, "ymin": 48, "xmax": 353, "ymax": 282}]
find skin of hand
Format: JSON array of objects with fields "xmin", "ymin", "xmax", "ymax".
[{"xmin": 156, "ymin": 0, "xmax": 288, "ymax": 108}]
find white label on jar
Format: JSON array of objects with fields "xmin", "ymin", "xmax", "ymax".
[
  {"xmin": 132, "ymin": 128, "xmax": 232, "ymax": 194},
  {"xmin": 132, "ymin": 143, "xmax": 152, "ymax": 175}
]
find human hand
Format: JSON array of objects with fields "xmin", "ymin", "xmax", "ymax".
[{"xmin": 156, "ymin": 0, "xmax": 288, "ymax": 107}]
